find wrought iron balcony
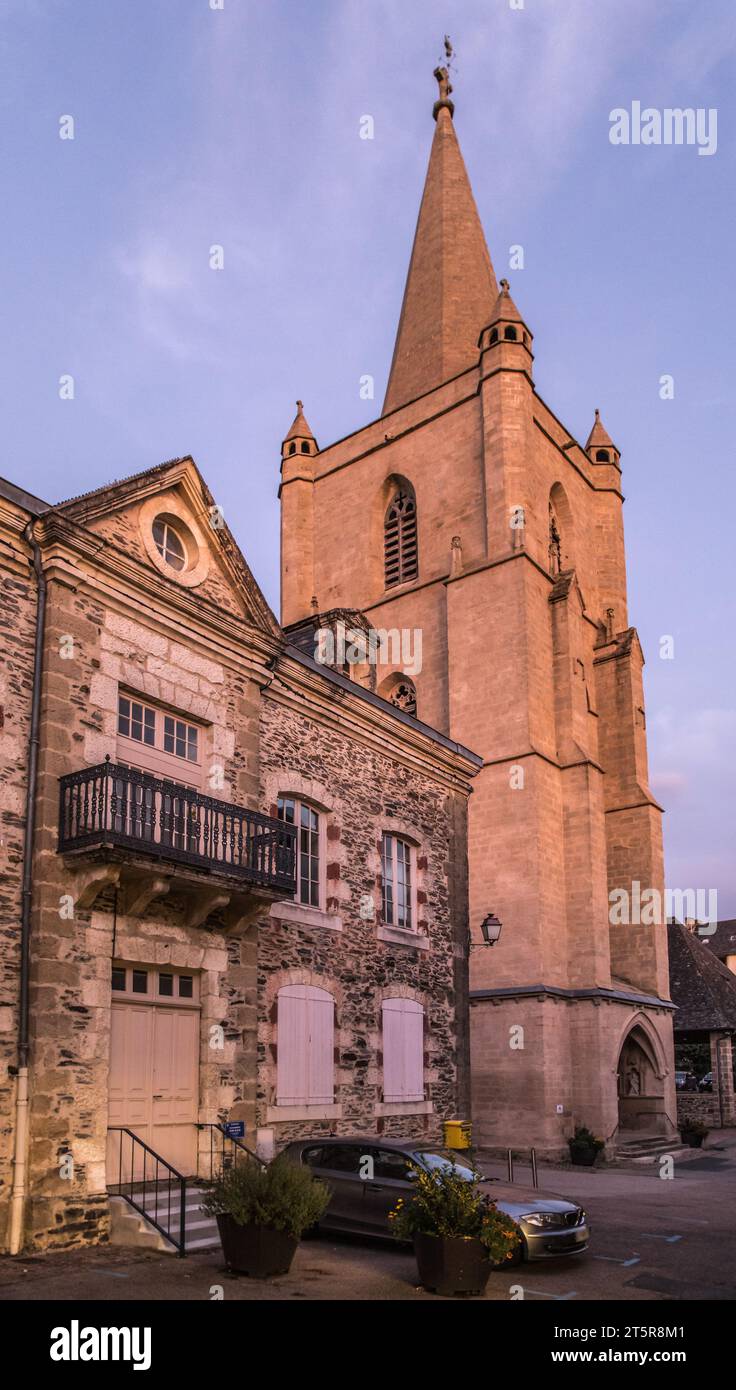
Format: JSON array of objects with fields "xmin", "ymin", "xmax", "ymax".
[{"xmin": 58, "ymin": 758, "xmax": 296, "ymax": 893}]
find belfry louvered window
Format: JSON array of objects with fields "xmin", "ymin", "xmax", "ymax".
[{"xmin": 384, "ymin": 488, "xmax": 418, "ymax": 588}]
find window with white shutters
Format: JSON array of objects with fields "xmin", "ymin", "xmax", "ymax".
[
  {"xmin": 276, "ymin": 985, "xmax": 335, "ymax": 1106},
  {"xmin": 384, "ymin": 488, "xmax": 418, "ymax": 588},
  {"xmin": 382, "ymin": 998, "xmax": 425, "ymax": 1103}
]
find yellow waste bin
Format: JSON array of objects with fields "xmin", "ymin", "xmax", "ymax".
[{"xmin": 443, "ymin": 1119, "xmax": 472, "ymax": 1150}]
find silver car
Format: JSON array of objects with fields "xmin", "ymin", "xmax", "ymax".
[{"xmin": 283, "ymin": 1137, "xmax": 590, "ymax": 1262}]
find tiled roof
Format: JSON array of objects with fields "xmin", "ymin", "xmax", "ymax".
[
  {"xmin": 667, "ymin": 920, "xmax": 736, "ymax": 1032},
  {"xmin": 0, "ymin": 476, "xmax": 50, "ymax": 516},
  {"xmin": 696, "ymin": 919, "xmax": 736, "ymax": 963}
]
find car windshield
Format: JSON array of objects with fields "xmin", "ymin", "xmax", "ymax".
[{"xmin": 414, "ymin": 1150, "xmax": 482, "ymax": 1181}]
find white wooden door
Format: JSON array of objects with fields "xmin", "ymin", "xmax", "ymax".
[{"xmin": 107, "ymin": 995, "xmax": 199, "ymax": 1183}]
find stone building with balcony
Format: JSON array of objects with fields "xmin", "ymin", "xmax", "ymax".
[{"xmin": 0, "ymin": 456, "xmax": 479, "ymax": 1254}]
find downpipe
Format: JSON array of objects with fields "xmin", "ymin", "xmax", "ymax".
[
  {"xmin": 8, "ymin": 1070, "xmax": 29, "ymax": 1255},
  {"xmin": 8, "ymin": 521, "xmax": 47, "ymax": 1255}
]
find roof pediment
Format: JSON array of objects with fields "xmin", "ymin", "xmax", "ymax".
[{"xmin": 55, "ymin": 456, "xmax": 280, "ymax": 638}]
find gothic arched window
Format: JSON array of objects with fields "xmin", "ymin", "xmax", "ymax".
[
  {"xmin": 384, "ymin": 486, "xmax": 418, "ymax": 588},
  {"xmin": 548, "ymin": 504, "xmax": 562, "ymax": 576}
]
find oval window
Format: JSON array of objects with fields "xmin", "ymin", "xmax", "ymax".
[{"xmin": 152, "ymin": 517, "xmax": 186, "ymax": 571}]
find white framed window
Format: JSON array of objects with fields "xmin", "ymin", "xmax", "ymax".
[
  {"xmin": 276, "ymin": 984, "xmax": 335, "ymax": 1106},
  {"xmin": 116, "ymin": 693, "xmax": 203, "ymax": 788},
  {"xmin": 277, "ymin": 797, "xmax": 323, "ymax": 908},
  {"xmin": 117, "ymin": 696, "xmax": 156, "ymax": 747},
  {"xmin": 110, "ymin": 963, "xmax": 199, "ymax": 1007},
  {"xmin": 382, "ymin": 998, "xmax": 425, "ymax": 1103},
  {"xmin": 163, "ymin": 714, "xmax": 199, "ymax": 763},
  {"xmin": 152, "ymin": 517, "xmax": 187, "ymax": 572},
  {"xmin": 381, "ymin": 833, "xmax": 415, "ymax": 930}
]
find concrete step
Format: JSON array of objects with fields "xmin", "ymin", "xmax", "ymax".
[
  {"xmin": 109, "ymin": 1196, "xmax": 173, "ymax": 1253},
  {"xmin": 615, "ymin": 1140, "xmax": 689, "ymax": 1163},
  {"xmin": 616, "ymin": 1135, "xmax": 679, "ymax": 1150},
  {"xmin": 110, "ymin": 1185, "xmax": 222, "ymax": 1254}
]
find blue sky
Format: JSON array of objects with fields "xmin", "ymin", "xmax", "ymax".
[{"xmin": 1, "ymin": 0, "xmax": 734, "ymax": 911}]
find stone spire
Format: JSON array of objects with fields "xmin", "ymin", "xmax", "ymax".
[
  {"xmin": 382, "ymin": 61, "xmax": 499, "ymax": 416},
  {"xmin": 281, "ymin": 400, "xmax": 318, "ymax": 460},
  {"xmin": 584, "ymin": 408, "xmax": 619, "ymax": 465}
]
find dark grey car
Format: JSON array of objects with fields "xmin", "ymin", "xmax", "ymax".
[{"xmin": 283, "ymin": 1137, "xmax": 590, "ymax": 1262}]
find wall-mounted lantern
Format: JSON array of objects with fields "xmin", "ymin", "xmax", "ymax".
[{"xmin": 471, "ymin": 913, "xmax": 503, "ymax": 949}]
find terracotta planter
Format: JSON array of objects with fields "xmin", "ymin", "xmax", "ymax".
[
  {"xmin": 216, "ymin": 1214, "xmax": 298, "ymax": 1277},
  {"xmin": 413, "ymin": 1232, "xmax": 491, "ymax": 1296},
  {"xmin": 569, "ymin": 1146, "xmax": 598, "ymax": 1166}
]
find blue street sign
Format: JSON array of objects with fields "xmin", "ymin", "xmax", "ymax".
[{"xmin": 224, "ymin": 1121, "xmax": 245, "ymax": 1139}]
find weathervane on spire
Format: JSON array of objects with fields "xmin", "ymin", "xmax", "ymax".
[{"xmin": 433, "ymin": 35, "xmax": 455, "ymax": 120}]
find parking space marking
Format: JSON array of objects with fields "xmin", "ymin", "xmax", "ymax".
[
  {"xmin": 640, "ymin": 1233, "xmax": 683, "ymax": 1243},
  {"xmin": 592, "ymin": 1254, "xmax": 641, "ymax": 1267},
  {"xmin": 520, "ymin": 1287, "xmax": 578, "ymax": 1301}
]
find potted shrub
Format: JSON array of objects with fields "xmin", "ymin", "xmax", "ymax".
[
  {"xmin": 201, "ymin": 1155, "xmax": 329, "ymax": 1277},
  {"xmin": 389, "ymin": 1164, "xmax": 521, "ymax": 1296},
  {"xmin": 568, "ymin": 1126, "xmax": 605, "ymax": 1167},
  {"xmin": 680, "ymin": 1117, "xmax": 708, "ymax": 1149}
]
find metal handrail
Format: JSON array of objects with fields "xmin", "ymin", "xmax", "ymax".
[
  {"xmin": 58, "ymin": 758, "xmax": 296, "ymax": 892},
  {"xmin": 197, "ymin": 1123, "xmax": 265, "ymax": 1182},
  {"xmin": 108, "ymin": 1126, "xmax": 188, "ymax": 1257}
]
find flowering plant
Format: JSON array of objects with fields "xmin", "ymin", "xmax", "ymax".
[{"xmin": 388, "ymin": 1163, "xmax": 521, "ymax": 1264}]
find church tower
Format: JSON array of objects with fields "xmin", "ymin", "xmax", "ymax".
[{"xmin": 279, "ymin": 61, "xmax": 676, "ymax": 1153}]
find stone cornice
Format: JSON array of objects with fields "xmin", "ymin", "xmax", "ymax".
[
  {"xmin": 36, "ymin": 540, "xmax": 280, "ymax": 687},
  {"xmin": 606, "ymin": 796, "xmax": 664, "ymax": 815},
  {"xmin": 267, "ymin": 649, "xmax": 482, "ymax": 793},
  {"xmin": 470, "ymin": 983, "xmax": 675, "ymax": 1011},
  {"xmin": 482, "ymin": 746, "xmax": 605, "ymax": 776},
  {"xmin": 359, "ymin": 547, "xmax": 604, "ymax": 635},
  {"xmin": 32, "ymin": 511, "xmax": 276, "ymax": 645},
  {"xmin": 0, "ymin": 498, "xmax": 34, "ymax": 537}
]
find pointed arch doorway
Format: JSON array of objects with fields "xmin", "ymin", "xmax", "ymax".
[{"xmin": 616, "ymin": 1019, "xmax": 668, "ymax": 1134}]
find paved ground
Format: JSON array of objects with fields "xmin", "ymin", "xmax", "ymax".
[{"xmin": 1, "ymin": 1132, "xmax": 734, "ymax": 1302}]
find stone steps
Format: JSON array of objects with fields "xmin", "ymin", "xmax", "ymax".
[
  {"xmin": 614, "ymin": 1135, "xmax": 688, "ymax": 1163},
  {"xmin": 109, "ymin": 1185, "xmax": 222, "ymax": 1253}
]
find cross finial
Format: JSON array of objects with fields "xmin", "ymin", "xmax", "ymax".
[{"xmin": 433, "ymin": 36, "xmax": 455, "ymax": 120}]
